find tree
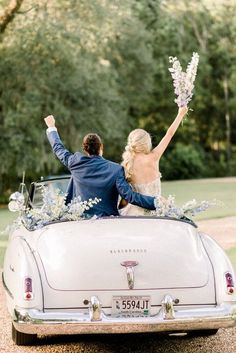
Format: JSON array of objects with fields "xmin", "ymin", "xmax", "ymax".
[
  {"xmin": 0, "ymin": 0, "xmax": 161, "ymax": 196},
  {"xmin": 0, "ymin": 0, "xmax": 236, "ymax": 199},
  {"xmin": 0, "ymin": 0, "xmax": 24, "ymax": 34}
]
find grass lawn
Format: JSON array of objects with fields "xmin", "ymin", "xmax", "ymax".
[
  {"xmin": 226, "ymin": 248, "xmax": 236, "ymax": 272},
  {"xmin": 0, "ymin": 240, "xmax": 8, "ymax": 269},
  {"xmin": 0, "ymin": 208, "xmax": 17, "ymax": 267},
  {"xmin": 162, "ymin": 177, "xmax": 236, "ymax": 220},
  {"xmin": 0, "ymin": 208, "xmax": 17, "ymax": 232}
]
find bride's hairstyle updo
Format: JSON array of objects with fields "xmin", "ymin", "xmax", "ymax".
[{"xmin": 121, "ymin": 129, "xmax": 152, "ymax": 180}]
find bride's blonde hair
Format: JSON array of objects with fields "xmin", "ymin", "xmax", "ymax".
[{"xmin": 121, "ymin": 129, "xmax": 152, "ymax": 180}]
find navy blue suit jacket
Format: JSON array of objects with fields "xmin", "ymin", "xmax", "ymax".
[{"xmin": 47, "ymin": 130, "xmax": 155, "ymax": 217}]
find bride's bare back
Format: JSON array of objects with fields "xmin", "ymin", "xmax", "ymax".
[
  {"xmin": 130, "ymin": 153, "xmax": 160, "ymax": 184},
  {"xmin": 122, "ymin": 106, "xmax": 188, "ymax": 186}
]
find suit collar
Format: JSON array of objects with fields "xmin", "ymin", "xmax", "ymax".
[{"xmin": 87, "ymin": 155, "xmax": 104, "ymax": 159}]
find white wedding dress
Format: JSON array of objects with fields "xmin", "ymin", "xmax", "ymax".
[{"xmin": 120, "ymin": 174, "xmax": 161, "ymax": 216}]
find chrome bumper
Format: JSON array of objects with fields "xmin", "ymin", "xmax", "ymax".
[{"xmin": 13, "ymin": 298, "xmax": 236, "ymax": 335}]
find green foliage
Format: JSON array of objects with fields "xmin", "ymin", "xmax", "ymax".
[
  {"xmin": 162, "ymin": 177, "xmax": 236, "ymax": 220},
  {"xmin": 0, "ymin": 0, "xmax": 236, "ymax": 197},
  {"xmin": 161, "ymin": 143, "xmax": 206, "ymax": 180}
]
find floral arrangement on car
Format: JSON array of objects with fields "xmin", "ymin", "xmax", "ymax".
[
  {"xmin": 169, "ymin": 52, "xmax": 199, "ymax": 107},
  {"xmin": 152, "ymin": 195, "xmax": 219, "ymax": 220},
  {"xmin": 21, "ymin": 186, "xmax": 101, "ymax": 230}
]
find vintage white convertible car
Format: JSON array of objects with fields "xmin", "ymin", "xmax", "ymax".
[{"xmin": 2, "ymin": 176, "xmax": 236, "ymax": 345}]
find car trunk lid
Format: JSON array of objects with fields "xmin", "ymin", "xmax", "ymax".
[{"xmin": 36, "ymin": 218, "xmax": 212, "ymax": 292}]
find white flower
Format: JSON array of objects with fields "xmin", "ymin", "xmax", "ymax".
[
  {"xmin": 154, "ymin": 194, "xmax": 218, "ymax": 220},
  {"xmin": 20, "ymin": 186, "xmax": 102, "ymax": 230},
  {"xmin": 169, "ymin": 52, "xmax": 199, "ymax": 107}
]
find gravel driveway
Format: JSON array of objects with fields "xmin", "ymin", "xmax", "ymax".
[
  {"xmin": 198, "ymin": 216, "xmax": 236, "ymax": 249},
  {"xmin": 1, "ymin": 217, "xmax": 236, "ymax": 352}
]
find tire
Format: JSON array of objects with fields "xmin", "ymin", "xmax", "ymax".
[
  {"xmin": 189, "ymin": 329, "xmax": 219, "ymax": 337},
  {"xmin": 12, "ymin": 323, "xmax": 37, "ymax": 346}
]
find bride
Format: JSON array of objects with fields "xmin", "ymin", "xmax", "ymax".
[{"xmin": 120, "ymin": 106, "xmax": 188, "ymax": 216}]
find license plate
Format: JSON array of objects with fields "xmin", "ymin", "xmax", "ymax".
[{"xmin": 112, "ymin": 296, "xmax": 150, "ymax": 316}]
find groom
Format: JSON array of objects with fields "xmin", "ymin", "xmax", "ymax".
[{"xmin": 44, "ymin": 115, "xmax": 156, "ymax": 217}]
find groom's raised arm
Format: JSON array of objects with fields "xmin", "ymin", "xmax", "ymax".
[
  {"xmin": 44, "ymin": 115, "xmax": 74, "ymax": 169},
  {"xmin": 116, "ymin": 168, "xmax": 156, "ymax": 210}
]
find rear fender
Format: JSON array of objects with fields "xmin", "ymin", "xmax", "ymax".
[
  {"xmin": 200, "ymin": 232, "xmax": 236, "ymax": 303},
  {"xmin": 3, "ymin": 236, "xmax": 43, "ymax": 315}
]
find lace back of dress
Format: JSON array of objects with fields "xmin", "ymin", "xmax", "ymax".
[{"xmin": 133, "ymin": 175, "xmax": 161, "ymax": 197}]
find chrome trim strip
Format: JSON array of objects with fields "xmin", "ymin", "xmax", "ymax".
[
  {"xmin": 44, "ymin": 303, "xmax": 218, "ymax": 310},
  {"xmin": 13, "ymin": 302, "xmax": 236, "ymax": 335},
  {"xmin": 1, "ymin": 272, "xmax": 14, "ymax": 299},
  {"xmin": 27, "ymin": 214, "xmax": 197, "ymax": 229}
]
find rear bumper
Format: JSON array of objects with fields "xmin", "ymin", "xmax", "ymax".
[{"xmin": 13, "ymin": 303, "xmax": 236, "ymax": 335}]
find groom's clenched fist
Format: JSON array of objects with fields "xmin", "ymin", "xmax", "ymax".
[{"xmin": 44, "ymin": 115, "xmax": 56, "ymax": 128}]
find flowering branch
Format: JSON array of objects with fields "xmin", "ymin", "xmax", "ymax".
[
  {"xmin": 153, "ymin": 195, "xmax": 219, "ymax": 220},
  {"xmin": 169, "ymin": 52, "xmax": 200, "ymax": 107},
  {"xmin": 21, "ymin": 186, "xmax": 101, "ymax": 230}
]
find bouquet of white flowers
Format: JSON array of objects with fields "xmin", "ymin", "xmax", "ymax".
[
  {"xmin": 169, "ymin": 52, "xmax": 199, "ymax": 107},
  {"xmin": 153, "ymin": 195, "xmax": 219, "ymax": 220},
  {"xmin": 21, "ymin": 186, "xmax": 101, "ymax": 230}
]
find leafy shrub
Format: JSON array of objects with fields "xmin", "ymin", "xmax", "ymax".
[
  {"xmin": 204, "ymin": 152, "xmax": 227, "ymax": 177},
  {"xmin": 204, "ymin": 152, "xmax": 236, "ymax": 177},
  {"xmin": 228, "ymin": 157, "xmax": 236, "ymax": 176},
  {"xmin": 160, "ymin": 143, "xmax": 206, "ymax": 180}
]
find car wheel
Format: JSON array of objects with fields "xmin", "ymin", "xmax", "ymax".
[
  {"xmin": 12, "ymin": 323, "xmax": 37, "ymax": 346},
  {"xmin": 189, "ymin": 329, "xmax": 219, "ymax": 337}
]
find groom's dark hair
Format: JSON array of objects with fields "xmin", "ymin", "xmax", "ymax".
[{"xmin": 83, "ymin": 133, "xmax": 102, "ymax": 155}]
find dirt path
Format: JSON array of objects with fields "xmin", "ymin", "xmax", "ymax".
[{"xmin": 198, "ymin": 216, "xmax": 236, "ymax": 249}]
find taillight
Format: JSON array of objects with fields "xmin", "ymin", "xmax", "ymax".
[
  {"xmin": 24, "ymin": 277, "xmax": 34, "ymax": 300},
  {"xmin": 225, "ymin": 272, "xmax": 235, "ymax": 295}
]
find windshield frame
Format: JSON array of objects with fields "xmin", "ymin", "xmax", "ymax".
[{"xmin": 27, "ymin": 175, "xmax": 71, "ymax": 209}]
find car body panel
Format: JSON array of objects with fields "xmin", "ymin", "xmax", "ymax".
[{"xmin": 37, "ymin": 218, "xmax": 210, "ymax": 291}]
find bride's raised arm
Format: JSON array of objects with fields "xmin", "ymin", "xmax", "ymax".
[{"xmin": 151, "ymin": 106, "xmax": 188, "ymax": 160}]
